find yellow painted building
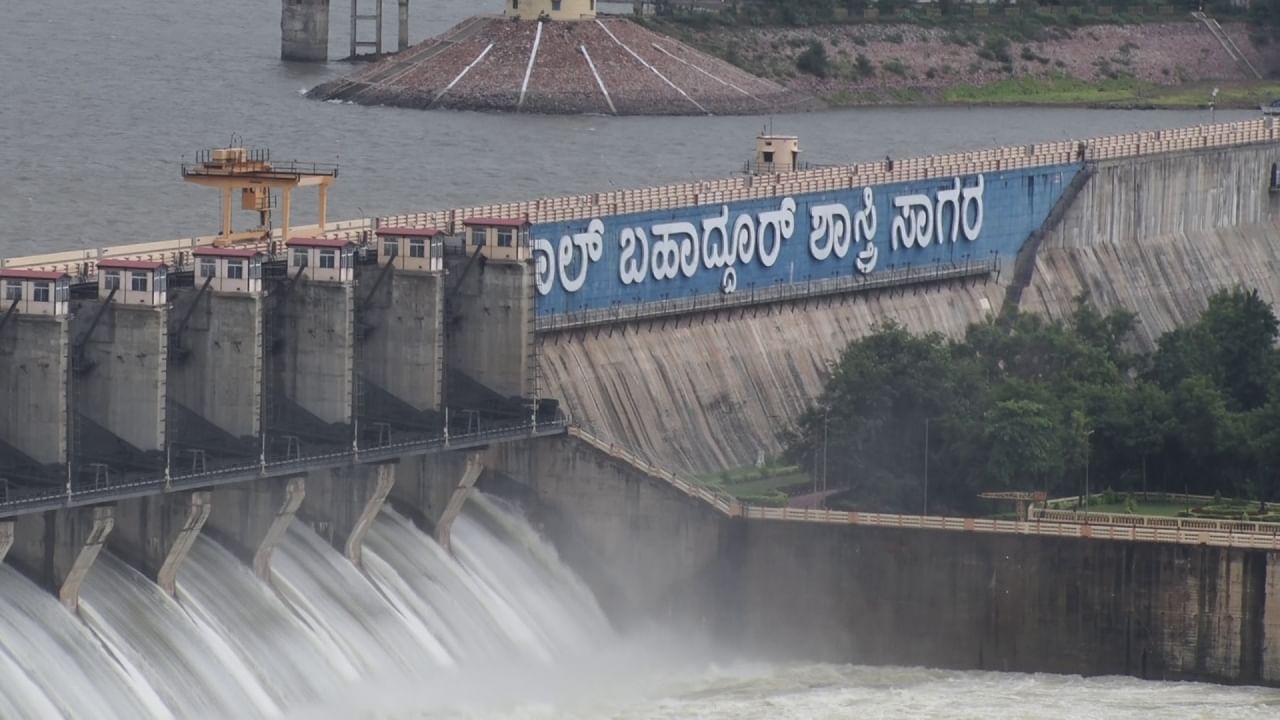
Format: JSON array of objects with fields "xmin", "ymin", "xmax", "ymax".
[{"xmin": 503, "ymin": 0, "xmax": 597, "ymax": 21}]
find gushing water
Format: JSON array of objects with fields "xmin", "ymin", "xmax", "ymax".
[{"xmin": 2, "ymin": 494, "xmax": 1278, "ymax": 718}]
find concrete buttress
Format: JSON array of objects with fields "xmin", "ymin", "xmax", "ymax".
[
  {"xmin": 444, "ymin": 256, "xmax": 535, "ymax": 398},
  {"xmin": 0, "ymin": 316, "xmax": 70, "ymax": 467},
  {"xmin": 9, "ymin": 506, "xmax": 116, "ymax": 611},
  {"xmin": 358, "ymin": 269, "xmax": 444, "ymax": 413},
  {"xmin": 433, "ymin": 454, "xmax": 482, "ymax": 551},
  {"xmin": 300, "ymin": 463, "xmax": 396, "ymax": 566},
  {"xmin": 206, "ymin": 476, "xmax": 305, "ymax": 580},
  {"xmin": 109, "ymin": 491, "xmax": 212, "ymax": 596},
  {"xmin": 280, "ymin": 281, "xmax": 354, "ymax": 426},
  {"xmin": 281, "ymin": 0, "xmax": 331, "ymax": 62},
  {"xmin": 169, "ymin": 291, "xmax": 264, "ymax": 442},
  {"xmin": 71, "ymin": 302, "xmax": 167, "ymax": 454}
]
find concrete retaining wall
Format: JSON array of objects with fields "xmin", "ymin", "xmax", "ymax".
[
  {"xmin": 281, "ymin": 282, "xmax": 354, "ymax": 425},
  {"xmin": 716, "ymin": 519, "xmax": 1280, "ymax": 686}
]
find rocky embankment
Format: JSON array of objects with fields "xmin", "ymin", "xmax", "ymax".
[{"xmin": 309, "ymin": 17, "xmax": 819, "ymax": 115}]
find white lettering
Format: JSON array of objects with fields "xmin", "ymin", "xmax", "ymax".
[
  {"xmin": 808, "ymin": 203, "xmax": 852, "ymax": 262},
  {"xmin": 557, "ymin": 219, "xmax": 604, "ymax": 293},
  {"xmin": 757, "ymin": 197, "xmax": 796, "ymax": 268},
  {"xmin": 618, "ymin": 227, "xmax": 649, "ymax": 285}
]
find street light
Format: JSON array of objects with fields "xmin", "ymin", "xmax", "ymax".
[
  {"xmin": 1084, "ymin": 429, "xmax": 1095, "ymax": 512},
  {"xmin": 923, "ymin": 417, "xmax": 930, "ymax": 516}
]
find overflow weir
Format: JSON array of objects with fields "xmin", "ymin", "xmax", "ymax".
[{"xmin": 2, "ymin": 119, "xmax": 1280, "ymax": 685}]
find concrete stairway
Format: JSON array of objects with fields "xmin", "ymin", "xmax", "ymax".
[{"xmin": 1193, "ymin": 12, "xmax": 1262, "ymax": 80}]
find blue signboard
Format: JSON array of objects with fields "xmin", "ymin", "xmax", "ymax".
[{"xmin": 531, "ymin": 163, "xmax": 1081, "ymax": 317}]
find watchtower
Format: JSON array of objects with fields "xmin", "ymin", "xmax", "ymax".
[
  {"xmin": 752, "ymin": 134, "xmax": 801, "ymax": 174},
  {"xmin": 504, "ymin": 0, "xmax": 597, "ymax": 21}
]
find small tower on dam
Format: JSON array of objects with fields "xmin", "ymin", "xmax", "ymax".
[{"xmin": 504, "ymin": 0, "xmax": 597, "ymax": 21}]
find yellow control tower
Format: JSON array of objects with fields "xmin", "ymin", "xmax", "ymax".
[
  {"xmin": 181, "ymin": 147, "xmax": 339, "ymax": 247},
  {"xmin": 504, "ymin": 0, "xmax": 597, "ymax": 21}
]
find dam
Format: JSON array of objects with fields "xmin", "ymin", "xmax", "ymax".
[{"xmin": 2, "ymin": 117, "xmax": 1280, "ymax": 713}]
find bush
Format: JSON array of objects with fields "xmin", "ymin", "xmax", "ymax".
[
  {"xmin": 855, "ymin": 52, "xmax": 875, "ymax": 78},
  {"xmin": 796, "ymin": 41, "xmax": 832, "ymax": 78},
  {"xmin": 883, "ymin": 59, "xmax": 908, "ymax": 77}
]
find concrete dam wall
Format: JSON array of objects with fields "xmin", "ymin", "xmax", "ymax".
[
  {"xmin": 1025, "ymin": 144, "xmax": 1280, "ymax": 349},
  {"xmin": 541, "ymin": 279, "xmax": 1006, "ymax": 474},
  {"xmin": 540, "ymin": 128, "xmax": 1280, "ymax": 475}
]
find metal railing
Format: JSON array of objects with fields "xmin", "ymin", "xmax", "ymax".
[
  {"xmin": 537, "ymin": 255, "xmax": 997, "ymax": 332},
  {"xmin": 0, "ymin": 417, "xmax": 569, "ymax": 519}
]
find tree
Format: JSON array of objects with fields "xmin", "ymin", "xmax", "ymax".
[{"xmin": 984, "ymin": 399, "xmax": 1062, "ymax": 494}]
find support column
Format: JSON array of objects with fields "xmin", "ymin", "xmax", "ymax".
[
  {"xmin": 108, "ymin": 491, "xmax": 212, "ymax": 596},
  {"xmin": 300, "ymin": 462, "xmax": 395, "ymax": 566},
  {"xmin": 206, "ymin": 476, "xmax": 305, "ymax": 580},
  {"xmin": 434, "ymin": 454, "xmax": 482, "ymax": 551},
  {"xmin": 9, "ymin": 506, "xmax": 115, "ymax": 611},
  {"xmin": 281, "ymin": 0, "xmax": 331, "ymax": 62},
  {"xmin": 398, "ymin": 0, "xmax": 409, "ymax": 52}
]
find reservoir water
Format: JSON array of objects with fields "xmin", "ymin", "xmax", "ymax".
[
  {"xmin": 2, "ymin": 2, "xmax": 1280, "ymax": 716},
  {"xmin": 0, "ymin": 0, "xmax": 1255, "ymax": 256}
]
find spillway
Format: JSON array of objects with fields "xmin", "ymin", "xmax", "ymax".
[{"xmin": 0, "ymin": 493, "xmax": 615, "ymax": 718}]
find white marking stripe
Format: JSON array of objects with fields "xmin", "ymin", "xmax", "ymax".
[
  {"xmin": 650, "ymin": 43, "xmax": 755, "ymax": 99},
  {"xmin": 518, "ymin": 22, "xmax": 544, "ymax": 110},
  {"xmin": 434, "ymin": 42, "xmax": 494, "ymax": 104},
  {"xmin": 580, "ymin": 45, "xmax": 617, "ymax": 115},
  {"xmin": 594, "ymin": 19, "xmax": 709, "ymax": 115}
]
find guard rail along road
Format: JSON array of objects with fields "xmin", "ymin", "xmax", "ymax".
[{"xmin": 5, "ymin": 119, "xmax": 1278, "ymax": 275}]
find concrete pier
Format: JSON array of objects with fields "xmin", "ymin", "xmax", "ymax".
[
  {"xmin": 0, "ymin": 315, "xmax": 69, "ymax": 468},
  {"xmin": 279, "ymin": 282, "xmax": 354, "ymax": 427},
  {"xmin": 358, "ymin": 269, "xmax": 444, "ymax": 413},
  {"xmin": 72, "ymin": 302, "xmax": 167, "ymax": 454},
  {"xmin": 109, "ymin": 491, "xmax": 212, "ymax": 596},
  {"xmin": 300, "ymin": 463, "xmax": 395, "ymax": 565},
  {"xmin": 8, "ymin": 506, "xmax": 116, "ymax": 610},
  {"xmin": 282, "ymin": 0, "xmax": 330, "ymax": 62},
  {"xmin": 398, "ymin": 0, "xmax": 410, "ymax": 52},
  {"xmin": 206, "ymin": 476, "xmax": 305, "ymax": 580},
  {"xmin": 169, "ymin": 291, "xmax": 264, "ymax": 442},
  {"xmin": 432, "ymin": 454, "xmax": 482, "ymax": 551},
  {"xmin": 446, "ymin": 257, "xmax": 535, "ymax": 398}
]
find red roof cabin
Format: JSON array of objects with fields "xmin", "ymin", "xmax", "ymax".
[
  {"xmin": 0, "ymin": 269, "xmax": 71, "ymax": 317},
  {"xmin": 97, "ymin": 259, "xmax": 168, "ymax": 307},
  {"xmin": 462, "ymin": 217, "xmax": 530, "ymax": 261},
  {"xmin": 287, "ymin": 236, "xmax": 356, "ymax": 283},
  {"xmin": 375, "ymin": 226, "xmax": 444, "ymax": 273},
  {"xmin": 193, "ymin": 246, "xmax": 265, "ymax": 294}
]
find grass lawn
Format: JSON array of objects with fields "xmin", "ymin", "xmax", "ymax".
[
  {"xmin": 693, "ymin": 464, "xmax": 812, "ymax": 506},
  {"xmin": 942, "ymin": 77, "xmax": 1280, "ymax": 109}
]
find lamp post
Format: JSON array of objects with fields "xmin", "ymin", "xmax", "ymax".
[
  {"xmin": 1084, "ymin": 429, "xmax": 1095, "ymax": 512},
  {"xmin": 923, "ymin": 417, "xmax": 930, "ymax": 516}
]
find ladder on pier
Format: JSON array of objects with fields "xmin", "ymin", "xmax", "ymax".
[{"xmin": 350, "ymin": 0, "xmax": 385, "ymax": 59}]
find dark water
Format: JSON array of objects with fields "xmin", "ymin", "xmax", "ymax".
[{"xmin": 0, "ymin": 0, "xmax": 1253, "ymax": 258}]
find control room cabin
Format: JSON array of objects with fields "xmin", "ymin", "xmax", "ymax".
[
  {"xmin": 97, "ymin": 259, "xmax": 169, "ymax": 306},
  {"xmin": 0, "ymin": 269, "xmax": 71, "ymax": 317},
  {"xmin": 287, "ymin": 236, "xmax": 356, "ymax": 283},
  {"xmin": 461, "ymin": 217, "xmax": 531, "ymax": 262},
  {"xmin": 375, "ymin": 227, "xmax": 444, "ymax": 273},
  {"xmin": 193, "ymin": 246, "xmax": 265, "ymax": 294}
]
